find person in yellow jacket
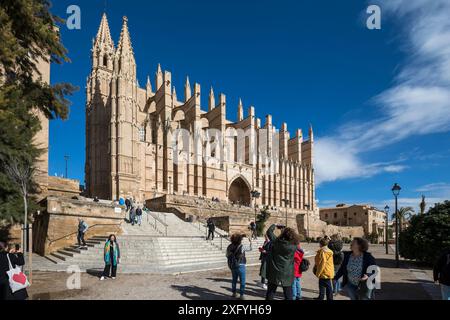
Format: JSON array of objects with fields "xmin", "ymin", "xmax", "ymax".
[{"xmin": 314, "ymin": 238, "xmax": 335, "ymax": 300}]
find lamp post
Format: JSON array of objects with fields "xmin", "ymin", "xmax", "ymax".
[
  {"xmin": 251, "ymin": 190, "xmax": 261, "ymax": 224},
  {"xmin": 391, "ymin": 183, "xmax": 401, "ymax": 268},
  {"xmin": 282, "ymin": 199, "xmax": 289, "ymax": 226},
  {"xmin": 64, "ymin": 155, "xmax": 70, "ymax": 179},
  {"xmin": 304, "ymin": 204, "xmax": 311, "ymax": 240},
  {"xmin": 384, "ymin": 205, "xmax": 389, "ymax": 255}
]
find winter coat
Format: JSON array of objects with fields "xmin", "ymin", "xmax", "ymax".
[
  {"xmin": 104, "ymin": 241, "xmax": 121, "ymax": 266},
  {"xmin": 335, "ymin": 251, "xmax": 377, "ymax": 287},
  {"xmin": 265, "ymin": 224, "xmax": 297, "ymax": 287},
  {"xmin": 78, "ymin": 221, "xmax": 88, "ymax": 233},
  {"xmin": 314, "ymin": 247, "xmax": 334, "ymax": 279},
  {"xmin": 259, "ymin": 240, "xmax": 272, "ymax": 279},
  {"xmin": 434, "ymin": 249, "xmax": 450, "ymax": 286},
  {"xmin": 207, "ymin": 220, "xmax": 215, "ymax": 231},
  {"xmin": 328, "ymin": 240, "xmax": 344, "ymax": 269},
  {"xmin": 294, "ymin": 248, "xmax": 305, "ymax": 278}
]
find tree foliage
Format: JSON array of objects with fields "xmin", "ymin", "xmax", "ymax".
[
  {"xmin": 399, "ymin": 201, "xmax": 450, "ymax": 265},
  {"xmin": 0, "ymin": 0, "xmax": 76, "ymax": 223}
]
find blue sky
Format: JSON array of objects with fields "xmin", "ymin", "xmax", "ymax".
[{"xmin": 48, "ymin": 0, "xmax": 450, "ymax": 213}]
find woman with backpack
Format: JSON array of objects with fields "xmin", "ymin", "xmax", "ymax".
[
  {"xmin": 292, "ymin": 243, "xmax": 305, "ymax": 300},
  {"xmin": 100, "ymin": 234, "xmax": 121, "ymax": 281},
  {"xmin": 226, "ymin": 234, "xmax": 252, "ymax": 300},
  {"xmin": 335, "ymin": 237, "xmax": 377, "ymax": 300},
  {"xmin": 265, "ymin": 224, "xmax": 301, "ymax": 300}
]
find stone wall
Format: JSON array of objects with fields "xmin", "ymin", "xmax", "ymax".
[
  {"xmin": 297, "ymin": 214, "xmax": 364, "ymax": 239},
  {"xmin": 47, "ymin": 176, "xmax": 80, "ymax": 198},
  {"xmin": 33, "ymin": 196, "xmax": 125, "ymax": 255}
]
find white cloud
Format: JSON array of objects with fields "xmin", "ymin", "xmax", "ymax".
[
  {"xmin": 415, "ymin": 182, "xmax": 450, "ymax": 197},
  {"xmin": 315, "ymin": 0, "xmax": 450, "ymax": 184}
]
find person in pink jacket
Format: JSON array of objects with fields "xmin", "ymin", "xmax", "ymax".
[{"xmin": 292, "ymin": 244, "xmax": 304, "ymax": 300}]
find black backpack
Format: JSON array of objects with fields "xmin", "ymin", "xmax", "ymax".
[
  {"xmin": 227, "ymin": 245, "xmax": 243, "ymax": 270},
  {"xmin": 300, "ymin": 258, "xmax": 310, "ymax": 273},
  {"xmin": 333, "ymin": 251, "xmax": 344, "ymax": 266}
]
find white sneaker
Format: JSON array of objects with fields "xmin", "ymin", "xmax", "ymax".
[
  {"xmin": 263, "ymin": 284, "xmax": 267, "ymax": 289},
  {"xmin": 100, "ymin": 276, "xmax": 106, "ymax": 281},
  {"xmin": 111, "ymin": 277, "xmax": 116, "ymax": 280}
]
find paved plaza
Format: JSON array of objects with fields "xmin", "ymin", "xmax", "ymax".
[{"xmin": 27, "ymin": 245, "xmax": 440, "ymax": 300}]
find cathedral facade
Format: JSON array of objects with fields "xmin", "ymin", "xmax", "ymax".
[{"xmin": 86, "ymin": 14, "xmax": 316, "ymax": 212}]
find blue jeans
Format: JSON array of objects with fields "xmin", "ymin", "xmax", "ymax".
[
  {"xmin": 292, "ymin": 277, "xmax": 302, "ymax": 300},
  {"xmin": 441, "ymin": 284, "xmax": 450, "ymax": 300},
  {"xmin": 333, "ymin": 278, "xmax": 341, "ymax": 294},
  {"xmin": 136, "ymin": 215, "xmax": 142, "ymax": 225},
  {"xmin": 231, "ymin": 264, "xmax": 246, "ymax": 296},
  {"xmin": 344, "ymin": 282, "xmax": 373, "ymax": 300}
]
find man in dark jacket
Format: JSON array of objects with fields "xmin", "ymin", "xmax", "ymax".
[
  {"xmin": 125, "ymin": 198, "xmax": 131, "ymax": 211},
  {"xmin": 265, "ymin": 224, "xmax": 300, "ymax": 300},
  {"xmin": 207, "ymin": 218, "xmax": 215, "ymax": 240},
  {"xmin": 433, "ymin": 248, "xmax": 450, "ymax": 300},
  {"xmin": 249, "ymin": 222, "xmax": 257, "ymax": 240}
]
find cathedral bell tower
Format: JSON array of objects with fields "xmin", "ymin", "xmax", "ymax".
[{"xmin": 86, "ymin": 13, "xmax": 115, "ymax": 199}]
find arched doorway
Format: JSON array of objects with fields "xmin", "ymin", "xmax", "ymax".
[{"xmin": 228, "ymin": 177, "xmax": 251, "ymax": 206}]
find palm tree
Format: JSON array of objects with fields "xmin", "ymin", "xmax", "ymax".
[{"xmin": 391, "ymin": 206, "xmax": 415, "ymax": 231}]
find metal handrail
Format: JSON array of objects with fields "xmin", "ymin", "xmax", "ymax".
[
  {"xmin": 199, "ymin": 219, "xmax": 230, "ymax": 251},
  {"xmin": 146, "ymin": 211, "xmax": 168, "ymax": 236},
  {"xmin": 47, "ymin": 223, "xmax": 120, "ymax": 245}
]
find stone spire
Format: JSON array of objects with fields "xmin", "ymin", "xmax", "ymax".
[
  {"xmin": 309, "ymin": 124, "xmax": 314, "ymax": 142},
  {"xmin": 92, "ymin": 13, "xmax": 114, "ymax": 69},
  {"xmin": 116, "ymin": 16, "xmax": 134, "ymax": 58},
  {"xmin": 115, "ymin": 16, "xmax": 136, "ymax": 77},
  {"xmin": 185, "ymin": 76, "xmax": 192, "ymax": 102},
  {"xmin": 172, "ymin": 86, "xmax": 178, "ymax": 102},
  {"xmin": 146, "ymin": 75, "xmax": 152, "ymax": 93},
  {"xmin": 237, "ymin": 98, "xmax": 244, "ymax": 121},
  {"xmin": 208, "ymin": 87, "xmax": 215, "ymax": 111},
  {"xmin": 155, "ymin": 63, "xmax": 163, "ymax": 89},
  {"xmin": 93, "ymin": 13, "xmax": 114, "ymax": 52}
]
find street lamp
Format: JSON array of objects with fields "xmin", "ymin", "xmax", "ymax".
[
  {"xmin": 304, "ymin": 204, "xmax": 311, "ymax": 240},
  {"xmin": 64, "ymin": 155, "xmax": 70, "ymax": 179},
  {"xmin": 282, "ymin": 199, "xmax": 290, "ymax": 226},
  {"xmin": 391, "ymin": 183, "xmax": 401, "ymax": 268},
  {"xmin": 251, "ymin": 190, "xmax": 261, "ymax": 224},
  {"xmin": 384, "ymin": 205, "xmax": 389, "ymax": 255}
]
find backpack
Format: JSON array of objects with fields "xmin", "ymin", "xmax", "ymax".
[
  {"xmin": 300, "ymin": 258, "xmax": 310, "ymax": 273},
  {"xmin": 333, "ymin": 251, "xmax": 344, "ymax": 266},
  {"xmin": 227, "ymin": 245, "xmax": 243, "ymax": 270}
]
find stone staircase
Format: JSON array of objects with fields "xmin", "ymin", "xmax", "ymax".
[{"xmin": 39, "ymin": 210, "xmax": 268, "ymax": 274}]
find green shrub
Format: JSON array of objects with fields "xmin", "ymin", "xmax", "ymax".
[
  {"xmin": 342, "ymin": 237, "xmax": 351, "ymax": 244},
  {"xmin": 399, "ymin": 201, "xmax": 450, "ymax": 265}
]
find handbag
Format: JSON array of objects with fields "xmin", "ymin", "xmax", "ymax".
[{"xmin": 6, "ymin": 254, "xmax": 30, "ymax": 293}]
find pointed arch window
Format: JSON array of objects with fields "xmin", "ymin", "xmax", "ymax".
[{"xmin": 103, "ymin": 54, "xmax": 108, "ymax": 67}]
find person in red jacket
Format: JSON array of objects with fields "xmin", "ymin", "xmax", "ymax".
[{"xmin": 292, "ymin": 244, "xmax": 304, "ymax": 300}]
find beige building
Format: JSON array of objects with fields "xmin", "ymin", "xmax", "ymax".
[
  {"xmin": 320, "ymin": 204, "xmax": 387, "ymax": 241},
  {"xmin": 85, "ymin": 14, "xmax": 316, "ymax": 215}
]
